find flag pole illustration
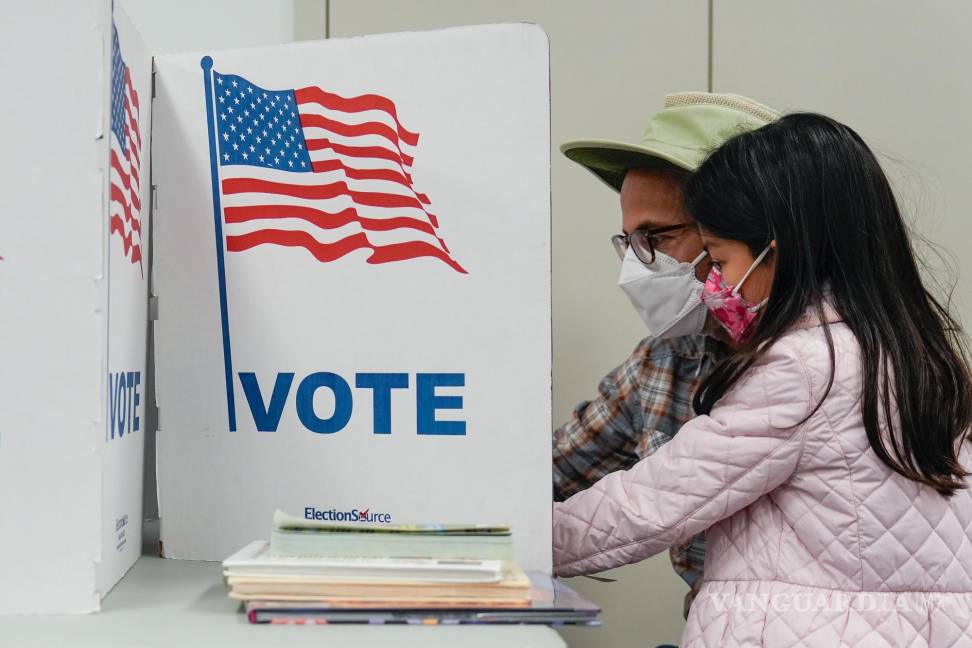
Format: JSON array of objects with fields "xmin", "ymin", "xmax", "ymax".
[
  {"xmin": 201, "ymin": 56, "xmax": 238, "ymax": 432},
  {"xmin": 200, "ymin": 55, "xmax": 466, "ymax": 432}
]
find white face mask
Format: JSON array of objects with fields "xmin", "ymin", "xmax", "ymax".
[{"xmin": 617, "ymin": 246, "xmax": 709, "ymax": 339}]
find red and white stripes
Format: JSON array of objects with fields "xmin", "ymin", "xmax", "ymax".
[{"xmin": 109, "ymin": 67, "xmax": 143, "ymax": 274}]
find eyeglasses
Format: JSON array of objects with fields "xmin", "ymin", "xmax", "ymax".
[{"xmin": 611, "ymin": 224, "xmax": 690, "ymax": 265}]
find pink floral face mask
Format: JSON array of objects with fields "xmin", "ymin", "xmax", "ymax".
[{"xmin": 700, "ymin": 245, "xmax": 772, "ymax": 344}]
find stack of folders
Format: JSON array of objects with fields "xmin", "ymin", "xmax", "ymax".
[{"xmin": 222, "ymin": 510, "xmax": 601, "ymax": 626}]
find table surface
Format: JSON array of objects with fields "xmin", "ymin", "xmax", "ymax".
[{"xmin": 1, "ymin": 532, "xmax": 569, "ymax": 648}]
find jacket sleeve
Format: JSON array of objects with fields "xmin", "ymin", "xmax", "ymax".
[{"xmin": 553, "ymin": 340, "xmax": 815, "ymax": 577}]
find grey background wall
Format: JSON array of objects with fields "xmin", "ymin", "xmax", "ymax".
[{"xmin": 125, "ymin": 2, "xmax": 972, "ymax": 645}]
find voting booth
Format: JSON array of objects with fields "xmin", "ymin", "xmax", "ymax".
[
  {"xmin": 0, "ymin": 2, "xmax": 151, "ymax": 613},
  {"xmin": 1, "ymin": 0, "xmax": 550, "ymax": 614},
  {"xmin": 152, "ymin": 24, "xmax": 552, "ymax": 571}
]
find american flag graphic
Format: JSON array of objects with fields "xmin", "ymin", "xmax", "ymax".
[
  {"xmin": 210, "ymin": 70, "xmax": 466, "ymax": 274},
  {"xmin": 109, "ymin": 19, "xmax": 143, "ymax": 274}
]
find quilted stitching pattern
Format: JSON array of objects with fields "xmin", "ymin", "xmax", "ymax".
[{"xmin": 552, "ymin": 322, "xmax": 972, "ymax": 646}]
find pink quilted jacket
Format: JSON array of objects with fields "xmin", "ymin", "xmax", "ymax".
[{"xmin": 553, "ymin": 310, "xmax": 972, "ymax": 647}]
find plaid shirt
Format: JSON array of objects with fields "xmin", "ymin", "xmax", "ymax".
[{"xmin": 552, "ymin": 333, "xmax": 727, "ymax": 617}]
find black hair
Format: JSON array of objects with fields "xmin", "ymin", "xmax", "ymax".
[{"xmin": 684, "ymin": 112, "xmax": 972, "ymax": 496}]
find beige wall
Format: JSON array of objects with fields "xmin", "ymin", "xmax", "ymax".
[{"xmin": 294, "ymin": 2, "xmax": 972, "ymax": 646}]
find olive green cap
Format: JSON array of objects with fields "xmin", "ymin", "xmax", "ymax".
[{"xmin": 561, "ymin": 92, "xmax": 782, "ymax": 192}]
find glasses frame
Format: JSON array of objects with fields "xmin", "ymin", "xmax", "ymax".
[{"xmin": 611, "ymin": 223, "xmax": 690, "ymax": 265}]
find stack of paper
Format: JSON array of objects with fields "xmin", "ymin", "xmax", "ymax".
[
  {"xmin": 225, "ymin": 541, "xmax": 531, "ymax": 607},
  {"xmin": 221, "ymin": 511, "xmax": 601, "ymax": 625}
]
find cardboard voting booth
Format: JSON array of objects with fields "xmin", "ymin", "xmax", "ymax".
[
  {"xmin": 1, "ymin": 7, "xmax": 550, "ymax": 614},
  {"xmin": 152, "ymin": 24, "xmax": 552, "ymax": 571},
  {"xmin": 0, "ymin": 1, "xmax": 150, "ymax": 613}
]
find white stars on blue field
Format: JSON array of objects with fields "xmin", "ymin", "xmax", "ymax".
[{"xmin": 214, "ymin": 72, "xmax": 312, "ymax": 172}]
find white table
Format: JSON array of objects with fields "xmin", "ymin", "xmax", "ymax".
[{"xmin": 1, "ymin": 524, "xmax": 569, "ymax": 648}]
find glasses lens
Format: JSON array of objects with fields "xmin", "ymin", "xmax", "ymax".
[
  {"xmin": 629, "ymin": 230, "xmax": 656, "ymax": 265},
  {"xmin": 611, "ymin": 235, "xmax": 627, "ymax": 261}
]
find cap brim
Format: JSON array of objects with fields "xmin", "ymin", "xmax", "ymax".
[{"xmin": 560, "ymin": 139, "xmax": 693, "ymax": 193}]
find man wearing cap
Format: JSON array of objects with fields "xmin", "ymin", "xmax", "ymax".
[{"xmin": 552, "ymin": 92, "xmax": 780, "ymax": 617}]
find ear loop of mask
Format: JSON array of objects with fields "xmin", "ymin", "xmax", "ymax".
[
  {"xmin": 730, "ymin": 245, "xmax": 773, "ymax": 301},
  {"xmin": 688, "ymin": 250, "xmax": 708, "ymax": 267}
]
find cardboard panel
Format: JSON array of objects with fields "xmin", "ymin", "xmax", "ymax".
[
  {"xmin": 98, "ymin": 0, "xmax": 152, "ymax": 595},
  {"xmin": 153, "ymin": 24, "xmax": 552, "ymax": 569},
  {"xmin": 0, "ymin": 0, "xmax": 149, "ymax": 613}
]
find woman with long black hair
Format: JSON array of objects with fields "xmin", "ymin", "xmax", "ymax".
[{"xmin": 552, "ymin": 113, "xmax": 972, "ymax": 646}]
